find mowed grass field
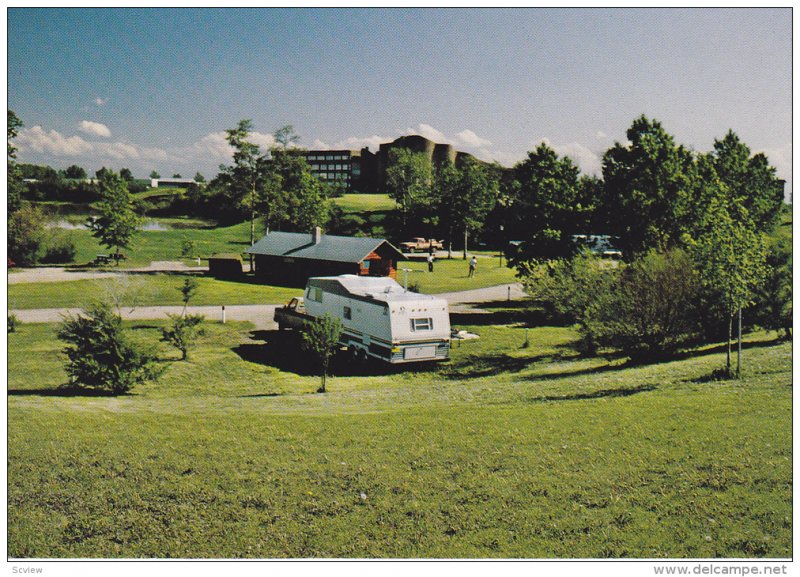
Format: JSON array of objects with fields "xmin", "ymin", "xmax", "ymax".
[
  {"xmin": 9, "ymin": 256, "xmax": 518, "ymax": 309},
  {"xmin": 7, "ymin": 317, "xmax": 791, "ymax": 558}
]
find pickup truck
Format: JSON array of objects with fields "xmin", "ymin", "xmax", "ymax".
[
  {"xmin": 399, "ymin": 237, "xmax": 443, "ymax": 253},
  {"xmin": 274, "ymin": 297, "xmax": 309, "ymax": 331}
]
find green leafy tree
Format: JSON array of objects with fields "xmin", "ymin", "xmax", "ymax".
[
  {"xmin": 274, "ymin": 124, "xmax": 300, "ymax": 149},
  {"xmin": 149, "ymin": 170, "xmax": 160, "ymax": 179},
  {"xmin": 710, "ymin": 130, "xmax": 784, "ymax": 231},
  {"xmin": 752, "ymin": 235, "xmax": 792, "ymax": 340},
  {"xmin": 64, "ymin": 164, "xmax": 87, "ymax": 179},
  {"xmin": 223, "ymin": 120, "xmax": 262, "ymax": 253},
  {"xmin": 194, "ymin": 172, "xmax": 205, "ymax": 183},
  {"xmin": 58, "ymin": 302, "xmax": 159, "ymax": 394},
  {"xmin": 449, "ymin": 157, "xmax": 499, "ymax": 258},
  {"xmin": 172, "ymin": 173, "xmax": 182, "ymax": 178},
  {"xmin": 505, "ymin": 143, "xmax": 587, "ymax": 265},
  {"xmin": 301, "ymin": 313, "xmax": 343, "ymax": 393},
  {"xmin": 89, "ymin": 170, "xmax": 141, "ymax": 262},
  {"xmin": 8, "ymin": 204, "xmax": 45, "ymax": 265},
  {"xmin": 267, "ymin": 148, "xmax": 329, "ymax": 232},
  {"xmin": 120, "ymin": 168, "xmax": 134, "ymax": 181},
  {"xmin": 601, "ymin": 116, "xmax": 696, "ymax": 256},
  {"xmin": 432, "ymin": 161, "xmax": 459, "ymax": 257},
  {"xmin": 7, "ymin": 110, "xmax": 24, "ymax": 214},
  {"xmin": 161, "ymin": 314, "xmax": 205, "ymax": 361},
  {"xmin": 687, "ymin": 196, "xmax": 767, "ymax": 376},
  {"xmin": 385, "ymin": 148, "xmax": 433, "ymax": 232}
]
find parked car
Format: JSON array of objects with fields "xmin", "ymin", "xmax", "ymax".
[{"xmin": 400, "ymin": 237, "xmax": 443, "ymax": 253}]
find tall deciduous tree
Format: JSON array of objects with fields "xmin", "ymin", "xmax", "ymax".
[
  {"xmin": 7, "ymin": 110, "xmax": 24, "ymax": 214},
  {"xmin": 224, "ymin": 120, "xmax": 262, "ymax": 261},
  {"xmin": 504, "ymin": 142, "xmax": 587, "ymax": 265},
  {"xmin": 601, "ymin": 116, "xmax": 695, "ymax": 257},
  {"xmin": 89, "ymin": 170, "xmax": 141, "ymax": 262},
  {"xmin": 710, "ymin": 130, "xmax": 784, "ymax": 231},
  {"xmin": 267, "ymin": 148, "xmax": 330, "ymax": 232},
  {"xmin": 687, "ymin": 195, "xmax": 767, "ymax": 376},
  {"xmin": 385, "ymin": 148, "xmax": 433, "ymax": 232}
]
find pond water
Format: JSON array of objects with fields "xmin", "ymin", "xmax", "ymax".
[{"xmin": 49, "ymin": 219, "xmax": 175, "ymax": 231}]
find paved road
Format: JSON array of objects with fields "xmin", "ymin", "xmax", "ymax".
[
  {"xmin": 8, "ymin": 261, "xmax": 208, "ymax": 284},
  {"xmin": 10, "ymin": 283, "xmax": 526, "ymax": 330}
]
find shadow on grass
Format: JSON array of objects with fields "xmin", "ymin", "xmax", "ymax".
[
  {"xmin": 8, "ymin": 385, "xmax": 129, "ymax": 397},
  {"xmin": 528, "ymin": 384, "xmax": 657, "ymax": 403},
  {"xmin": 233, "ymin": 330, "xmax": 439, "ymax": 377},
  {"xmin": 451, "ymin": 299, "xmax": 571, "ymax": 329}
]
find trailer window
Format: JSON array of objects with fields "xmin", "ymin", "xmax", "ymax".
[
  {"xmin": 410, "ymin": 317, "xmax": 433, "ymax": 332},
  {"xmin": 343, "ymin": 306, "xmax": 352, "ymax": 320},
  {"xmin": 308, "ymin": 287, "xmax": 323, "ymax": 302}
]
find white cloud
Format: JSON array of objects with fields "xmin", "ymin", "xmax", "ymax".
[
  {"xmin": 184, "ymin": 130, "xmax": 277, "ymax": 162},
  {"xmin": 532, "ymin": 137, "xmax": 603, "ymax": 175},
  {"xmin": 472, "ymin": 147, "xmax": 526, "ymax": 167},
  {"xmin": 15, "ymin": 125, "xmax": 168, "ymax": 166},
  {"xmin": 311, "ymin": 139, "xmax": 331, "ymax": 150},
  {"xmin": 249, "ymin": 131, "xmax": 276, "ymax": 150},
  {"xmin": 333, "ymin": 135, "xmax": 390, "ymax": 152},
  {"xmin": 16, "ymin": 126, "xmax": 93, "ymax": 156},
  {"xmin": 596, "ymin": 130, "xmax": 608, "ymax": 139},
  {"xmin": 79, "ymin": 120, "xmax": 111, "ymax": 138},
  {"xmin": 402, "ymin": 123, "xmax": 452, "ymax": 144},
  {"xmin": 94, "ymin": 97, "xmax": 108, "ymax": 106},
  {"xmin": 454, "ymin": 129, "xmax": 491, "ymax": 148}
]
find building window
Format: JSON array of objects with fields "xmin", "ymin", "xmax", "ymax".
[
  {"xmin": 343, "ymin": 306, "xmax": 352, "ymax": 320},
  {"xmin": 410, "ymin": 318, "xmax": 433, "ymax": 332}
]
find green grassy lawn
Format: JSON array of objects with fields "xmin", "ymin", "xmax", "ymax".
[
  {"xmin": 332, "ymin": 193, "xmax": 396, "ymax": 213},
  {"xmin": 9, "ymin": 257, "xmax": 518, "ymax": 309},
  {"xmin": 7, "ymin": 317, "xmax": 791, "ymax": 558},
  {"xmin": 8, "ymin": 274, "xmax": 299, "ymax": 310},
  {"xmin": 400, "ymin": 254, "xmax": 518, "ymax": 293},
  {"xmin": 66, "ymin": 221, "xmax": 252, "ymax": 267}
]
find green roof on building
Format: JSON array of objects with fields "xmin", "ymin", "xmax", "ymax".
[{"xmin": 244, "ymin": 231, "xmax": 403, "ymax": 264}]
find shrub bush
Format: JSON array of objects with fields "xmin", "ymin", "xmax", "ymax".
[
  {"xmin": 57, "ymin": 303, "xmax": 159, "ymax": 394},
  {"xmin": 8, "ymin": 205, "xmax": 46, "ymax": 266},
  {"xmin": 40, "ymin": 230, "xmax": 78, "ymax": 264},
  {"xmin": 524, "ymin": 249, "xmax": 701, "ymax": 359}
]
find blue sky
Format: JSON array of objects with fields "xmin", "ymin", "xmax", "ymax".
[{"xmin": 7, "ymin": 8, "xmax": 792, "ymax": 193}]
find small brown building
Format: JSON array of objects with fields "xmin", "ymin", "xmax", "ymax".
[{"xmin": 245, "ymin": 228, "xmax": 404, "ymax": 286}]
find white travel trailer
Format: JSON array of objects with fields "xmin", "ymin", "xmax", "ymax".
[{"xmin": 274, "ymin": 274, "xmax": 451, "ymax": 363}]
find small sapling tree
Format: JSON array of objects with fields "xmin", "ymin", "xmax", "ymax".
[
  {"xmin": 161, "ymin": 314, "xmax": 205, "ymax": 361},
  {"xmin": 300, "ymin": 313, "xmax": 343, "ymax": 393},
  {"xmin": 161, "ymin": 277, "xmax": 204, "ymax": 360},
  {"xmin": 180, "ymin": 277, "xmax": 199, "ymax": 316}
]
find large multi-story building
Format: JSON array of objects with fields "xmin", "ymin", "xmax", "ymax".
[
  {"xmin": 304, "ymin": 135, "xmax": 479, "ymax": 194},
  {"xmin": 304, "ymin": 148, "xmax": 377, "ymax": 193}
]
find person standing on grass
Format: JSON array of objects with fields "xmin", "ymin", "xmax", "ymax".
[
  {"xmin": 468, "ymin": 255, "xmax": 477, "ymax": 278},
  {"xmin": 427, "ymin": 252, "xmax": 434, "ymax": 272}
]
